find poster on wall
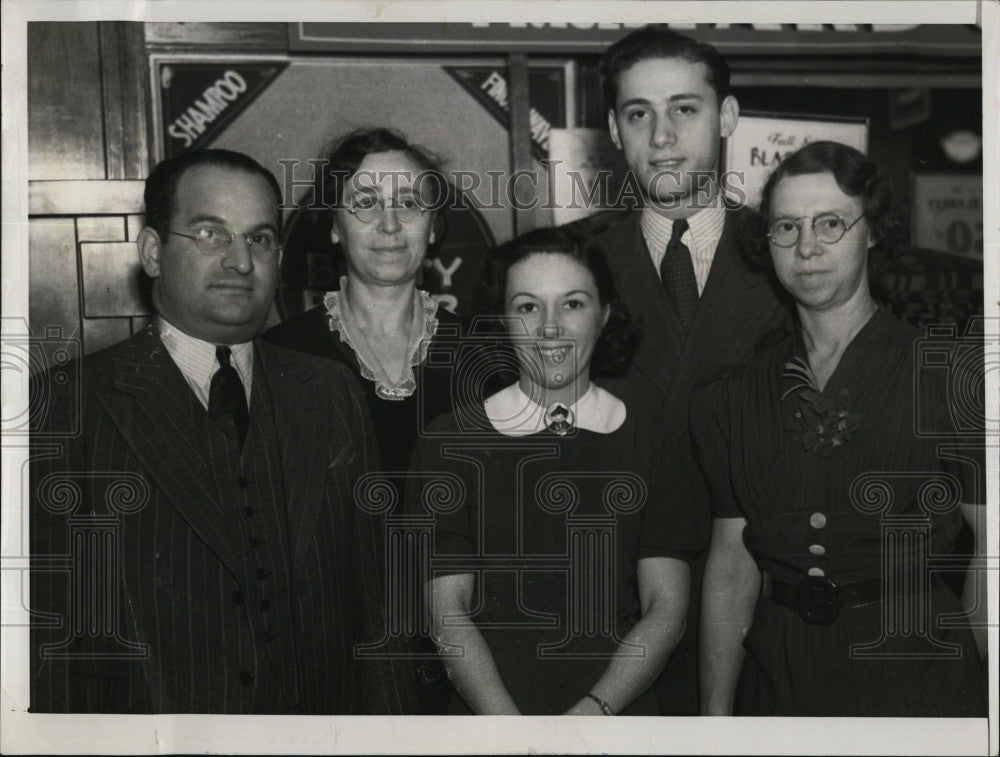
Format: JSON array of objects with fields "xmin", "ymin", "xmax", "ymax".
[
  {"xmin": 150, "ymin": 56, "xmax": 289, "ymax": 159},
  {"xmin": 723, "ymin": 112, "xmax": 869, "ymax": 207},
  {"xmin": 148, "ymin": 55, "xmax": 573, "ymax": 318},
  {"xmin": 912, "ymin": 173, "xmax": 983, "ymax": 258},
  {"xmin": 444, "ymin": 65, "xmax": 569, "ymax": 161}
]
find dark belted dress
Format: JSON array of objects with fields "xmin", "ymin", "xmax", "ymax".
[{"xmin": 691, "ymin": 306, "xmax": 986, "ymax": 716}]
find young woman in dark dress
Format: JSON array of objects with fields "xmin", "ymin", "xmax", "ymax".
[
  {"xmin": 695, "ymin": 141, "xmax": 986, "ymax": 717},
  {"xmin": 263, "ymin": 127, "xmax": 461, "ymax": 713},
  {"xmin": 410, "ymin": 228, "xmax": 702, "ymax": 715}
]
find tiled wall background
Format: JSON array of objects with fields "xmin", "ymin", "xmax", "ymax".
[
  {"xmin": 30, "ymin": 192, "xmax": 150, "ymax": 361},
  {"xmin": 28, "ymin": 21, "xmax": 150, "ymax": 367}
]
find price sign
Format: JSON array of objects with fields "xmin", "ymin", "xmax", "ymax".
[{"xmin": 912, "ymin": 174, "xmax": 983, "ymax": 258}]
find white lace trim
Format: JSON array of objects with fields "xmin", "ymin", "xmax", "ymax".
[{"xmin": 323, "ymin": 280, "xmax": 439, "ymax": 401}]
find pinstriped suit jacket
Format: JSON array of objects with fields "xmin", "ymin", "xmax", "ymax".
[{"xmin": 30, "ymin": 326, "xmax": 417, "ymax": 714}]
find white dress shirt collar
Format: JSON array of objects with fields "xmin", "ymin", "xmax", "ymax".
[
  {"xmin": 640, "ymin": 200, "xmax": 727, "ymax": 295},
  {"xmin": 157, "ymin": 317, "xmax": 254, "ymax": 410}
]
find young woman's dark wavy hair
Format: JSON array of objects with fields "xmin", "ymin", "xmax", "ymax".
[
  {"xmin": 474, "ymin": 226, "xmax": 639, "ymax": 376},
  {"xmin": 748, "ymin": 140, "xmax": 904, "ymax": 280}
]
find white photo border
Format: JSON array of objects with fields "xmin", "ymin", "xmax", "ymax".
[{"xmin": 2, "ymin": 2, "xmax": 996, "ymax": 754}]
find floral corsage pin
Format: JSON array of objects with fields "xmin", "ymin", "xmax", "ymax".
[{"xmin": 780, "ymin": 357, "xmax": 860, "ymax": 456}]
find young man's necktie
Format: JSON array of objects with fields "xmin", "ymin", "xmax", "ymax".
[{"xmin": 659, "ymin": 218, "xmax": 699, "ymax": 330}]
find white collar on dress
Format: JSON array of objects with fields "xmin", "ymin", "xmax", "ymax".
[{"xmin": 483, "ymin": 381, "xmax": 626, "ymax": 437}]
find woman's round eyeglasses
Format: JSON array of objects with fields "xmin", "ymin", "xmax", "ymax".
[
  {"xmin": 343, "ymin": 190, "xmax": 428, "ymax": 225},
  {"xmin": 768, "ymin": 213, "xmax": 865, "ymax": 248}
]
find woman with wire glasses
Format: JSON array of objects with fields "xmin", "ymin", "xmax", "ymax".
[
  {"xmin": 694, "ymin": 141, "xmax": 986, "ymax": 716},
  {"xmin": 265, "ymin": 127, "xmax": 458, "ymax": 476},
  {"xmin": 263, "ymin": 127, "xmax": 461, "ymax": 713}
]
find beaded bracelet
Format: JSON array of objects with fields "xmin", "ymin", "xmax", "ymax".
[{"xmin": 586, "ymin": 692, "xmax": 615, "ymax": 716}]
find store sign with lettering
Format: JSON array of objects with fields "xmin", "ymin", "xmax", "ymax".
[
  {"xmin": 723, "ymin": 113, "xmax": 868, "ymax": 207},
  {"xmin": 912, "ymin": 174, "xmax": 983, "ymax": 258},
  {"xmin": 290, "ymin": 22, "xmax": 981, "ymax": 56},
  {"xmin": 156, "ymin": 60, "xmax": 288, "ymax": 157},
  {"xmin": 444, "ymin": 66, "xmax": 566, "ymax": 161}
]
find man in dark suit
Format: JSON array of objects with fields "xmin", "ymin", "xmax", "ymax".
[
  {"xmin": 30, "ymin": 149, "xmax": 415, "ymax": 714},
  {"xmin": 592, "ymin": 26, "xmax": 794, "ymax": 714}
]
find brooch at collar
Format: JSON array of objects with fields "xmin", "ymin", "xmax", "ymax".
[{"xmin": 781, "ymin": 357, "xmax": 860, "ymax": 456}]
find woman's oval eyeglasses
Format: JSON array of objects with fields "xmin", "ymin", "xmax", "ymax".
[{"xmin": 343, "ymin": 190, "xmax": 428, "ymax": 225}]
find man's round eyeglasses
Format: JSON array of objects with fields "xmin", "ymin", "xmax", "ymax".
[
  {"xmin": 169, "ymin": 227, "xmax": 282, "ymax": 258},
  {"xmin": 767, "ymin": 213, "xmax": 865, "ymax": 248},
  {"xmin": 344, "ymin": 191, "xmax": 428, "ymax": 225}
]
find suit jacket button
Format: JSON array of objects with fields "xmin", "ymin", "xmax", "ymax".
[
  {"xmin": 239, "ymin": 671, "xmax": 255, "ymax": 685},
  {"xmin": 236, "ymin": 477, "xmax": 248, "ymax": 489},
  {"xmin": 248, "ymin": 536, "xmax": 261, "ymax": 549},
  {"xmin": 259, "ymin": 598, "xmax": 271, "ymax": 611},
  {"xmin": 242, "ymin": 507, "xmax": 256, "ymax": 518},
  {"xmin": 263, "ymin": 630, "xmax": 275, "ymax": 643},
  {"xmin": 256, "ymin": 567, "xmax": 270, "ymax": 580},
  {"xmin": 231, "ymin": 590, "xmax": 244, "ymax": 605}
]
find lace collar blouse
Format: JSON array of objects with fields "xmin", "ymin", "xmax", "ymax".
[{"xmin": 323, "ymin": 277, "xmax": 440, "ymax": 401}]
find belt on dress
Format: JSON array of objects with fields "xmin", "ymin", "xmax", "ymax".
[{"xmin": 762, "ymin": 572, "xmax": 914, "ymax": 626}]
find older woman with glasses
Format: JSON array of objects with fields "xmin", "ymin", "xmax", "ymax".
[
  {"xmin": 694, "ymin": 141, "xmax": 986, "ymax": 717},
  {"xmin": 265, "ymin": 127, "xmax": 457, "ymax": 473},
  {"xmin": 264, "ymin": 127, "xmax": 461, "ymax": 713}
]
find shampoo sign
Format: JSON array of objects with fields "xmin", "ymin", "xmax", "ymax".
[{"xmin": 154, "ymin": 58, "xmax": 288, "ymax": 158}]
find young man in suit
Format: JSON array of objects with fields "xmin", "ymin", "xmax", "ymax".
[
  {"xmin": 594, "ymin": 26, "xmax": 793, "ymax": 714},
  {"xmin": 30, "ymin": 149, "xmax": 416, "ymax": 714}
]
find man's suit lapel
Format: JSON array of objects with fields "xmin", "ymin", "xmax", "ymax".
[
  {"xmin": 606, "ymin": 213, "xmax": 684, "ymax": 393},
  {"xmin": 664, "ymin": 209, "xmax": 777, "ymax": 426},
  {"xmin": 683, "ymin": 210, "xmax": 762, "ymax": 359},
  {"xmin": 95, "ymin": 327, "xmax": 244, "ymax": 580},
  {"xmin": 256, "ymin": 341, "xmax": 330, "ymax": 573}
]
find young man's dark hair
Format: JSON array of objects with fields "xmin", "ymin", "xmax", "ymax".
[{"xmin": 601, "ymin": 24, "xmax": 732, "ymax": 111}]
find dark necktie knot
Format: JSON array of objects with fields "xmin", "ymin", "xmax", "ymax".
[
  {"xmin": 209, "ymin": 345, "xmax": 249, "ymax": 449},
  {"xmin": 659, "ymin": 217, "xmax": 699, "ymax": 331}
]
